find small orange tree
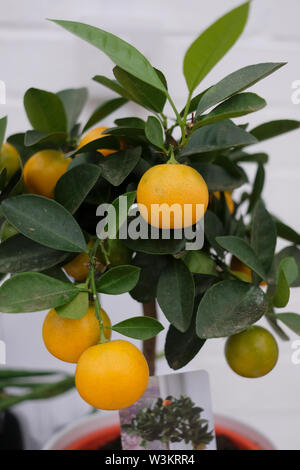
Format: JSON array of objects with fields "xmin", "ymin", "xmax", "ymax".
[{"xmin": 0, "ymin": 2, "xmax": 300, "ymax": 410}]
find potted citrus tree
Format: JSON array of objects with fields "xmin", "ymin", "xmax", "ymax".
[{"xmin": 0, "ymin": 1, "xmax": 300, "ymax": 440}]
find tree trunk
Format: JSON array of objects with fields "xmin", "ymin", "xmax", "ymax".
[{"xmin": 142, "ymin": 301, "xmax": 157, "ymax": 376}]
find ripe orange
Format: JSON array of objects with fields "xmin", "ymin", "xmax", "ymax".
[
  {"xmin": 225, "ymin": 326, "xmax": 278, "ymax": 378},
  {"xmin": 230, "ymin": 256, "xmax": 266, "ymax": 286},
  {"xmin": 137, "ymin": 163, "xmax": 209, "ymax": 229},
  {"xmin": 64, "ymin": 241, "xmax": 103, "ymax": 282},
  {"xmin": 23, "ymin": 150, "xmax": 71, "ymax": 198},
  {"xmin": 162, "ymin": 399, "xmax": 172, "ymax": 407},
  {"xmin": 75, "ymin": 340, "xmax": 149, "ymax": 410},
  {"xmin": 78, "ymin": 126, "xmax": 118, "ymax": 156},
  {"xmin": 0, "ymin": 142, "xmax": 21, "ymax": 183},
  {"xmin": 42, "ymin": 304, "xmax": 111, "ymax": 363},
  {"xmin": 214, "ymin": 191, "xmax": 234, "ymax": 214}
]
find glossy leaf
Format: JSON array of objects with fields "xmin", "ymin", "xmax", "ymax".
[
  {"xmin": 196, "ymin": 63, "xmax": 285, "ymax": 115},
  {"xmin": 190, "ymin": 161, "xmax": 246, "ymax": 191},
  {"xmin": 145, "ymin": 116, "xmax": 165, "ymax": 150},
  {"xmin": 57, "ymin": 88, "xmax": 88, "ymax": 131},
  {"xmin": 274, "ymin": 218, "xmax": 300, "ymax": 245},
  {"xmin": 180, "ymin": 120, "xmax": 257, "ymax": 158},
  {"xmin": 123, "ymin": 234, "xmax": 186, "ymax": 256},
  {"xmin": 273, "ymin": 269, "xmax": 290, "ymax": 308},
  {"xmin": 196, "ymin": 280, "xmax": 267, "ymax": 338},
  {"xmin": 97, "ymin": 147, "xmax": 141, "ymax": 186},
  {"xmin": 0, "ymin": 234, "xmax": 69, "ymax": 273},
  {"xmin": 165, "ymin": 320, "xmax": 205, "ymax": 370},
  {"xmin": 216, "ymin": 235, "xmax": 267, "ymax": 280},
  {"xmin": 51, "ymin": 20, "xmax": 166, "ymax": 92},
  {"xmin": 182, "ymin": 251, "xmax": 217, "ymax": 276},
  {"xmin": 251, "ymin": 200, "xmax": 276, "ymax": 274},
  {"xmin": 0, "ymin": 272, "xmax": 78, "ymax": 313},
  {"xmin": 130, "ymin": 253, "xmax": 168, "ymax": 303},
  {"xmin": 24, "ymin": 88, "xmax": 67, "ymax": 133},
  {"xmin": 56, "ymin": 291, "xmax": 89, "ymax": 319},
  {"xmin": 55, "ymin": 164, "xmax": 101, "ymax": 213},
  {"xmin": 196, "ymin": 93, "xmax": 266, "ymax": 127},
  {"xmin": 96, "ymin": 265, "xmax": 140, "ymax": 294},
  {"xmin": 24, "ymin": 130, "xmax": 67, "ymax": 147},
  {"xmin": 1, "ymin": 195, "xmax": 87, "ymax": 253},
  {"xmin": 272, "ymin": 246, "xmax": 300, "ymax": 288},
  {"xmin": 157, "ymin": 258, "xmax": 194, "ymax": 333},
  {"xmin": 277, "ymin": 257, "xmax": 298, "ymax": 286},
  {"xmin": 111, "ymin": 316, "xmax": 164, "ymax": 340},
  {"xmin": 113, "ymin": 66, "xmax": 167, "ymax": 112},
  {"xmin": 250, "ymin": 120, "xmax": 299, "ymax": 142},
  {"xmin": 93, "ymin": 75, "xmax": 132, "ymax": 99},
  {"xmin": 83, "ymin": 97, "xmax": 127, "ymax": 132},
  {"xmin": 183, "ymin": 2, "xmax": 249, "ymax": 92}
]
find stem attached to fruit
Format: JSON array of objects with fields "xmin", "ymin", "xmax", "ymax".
[{"xmin": 89, "ymin": 239, "xmax": 107, "ymax": 344}]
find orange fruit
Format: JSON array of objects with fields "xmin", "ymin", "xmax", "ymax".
[
  {"xmin": 162, "ymin": 399, "xmax": 172, "ymax": 406},
  {"xmin": 137, "ymin": 163, "xmax": 209, "ymax": 229},
  {"xmin": 214, "ymin": 191, "xmax": 234, "ymax": 214},
  {"xmin": 75, "ymin": 340, "xmax": 149, "ymax": 410},
  {"xmin": 64, "ymin": 241, "xmax": 103, "ymax": 282},
  {"xmin": 42, "ymin": 304, "xmax": 111, "ymax": 363},
  {"xmin": 225, "ymin": 326, "xmax": 278, "ymax": 378},
  {"xmin": 0, "ymin": 142, "xmax": 21, "ymax": 183},
  {"xmin": 78, "ymin": 126, "xmax": 118, "ymax": 156},
  {"xmin": 230, "ymin": 256, "xmax": 266, "ymax": 286},
  {"xmin": 23, "ymin": 150, "xmax": 71, "ymax": 198}
]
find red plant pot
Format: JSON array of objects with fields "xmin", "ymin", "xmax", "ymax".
[{"xmin": 43, "ymin": 412, "xmax": 275, "ymax": 450}]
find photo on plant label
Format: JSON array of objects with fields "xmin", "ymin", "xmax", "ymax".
[{"xmin": 119, "ymin": 370, "xmax": 216, "ymax": 450}]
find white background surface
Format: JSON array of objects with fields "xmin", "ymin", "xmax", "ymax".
[{"xmin": 0, "ymin": 0, "xmax": 300, "ymax": 450}]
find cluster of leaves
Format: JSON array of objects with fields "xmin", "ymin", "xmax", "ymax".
[
  {"xmin": 0, "ymin": 2, "xmax": 300, "ymax": 371},
  {"xmin": 123, "ymin": 395, "xmax": 214, "ymax": 449}
]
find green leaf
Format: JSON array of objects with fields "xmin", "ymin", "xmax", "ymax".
[
  {"xmin": 204, "ymin": 210, "xmax": 224, "ymax": 255},
  {"xmin": 130, "ymin": 253, "xmax": 168, "ymax": 303},
  {"xmin": 182, "ymin": 251, "xmax": 217, "ymax": 276},
  {"xmin": 67, "ymin": 135, "xmax": 120, "ymax": 158},
  {"xmin": 111, "ymin": 316, "xmax": 164, "ymax": 340},
  {"xmin": 82, "ymin": 97, "xmax": 127, "ymax": 133},
  {"xmin": 230, "ymin": 151, "xmax": 268, "ymax": 164},
  {"xmin": 250, "ymin": 120, "xmax": 299, "ymax": 142},
  {"xmin": 180, "ymin": 120, "xmax": 257, "ymax": 158},
  {"xmin": 57, "ymin": 88, "xmax": 88, "ymax": 132},
  {"xmin": 51, "ymin": 20, "xmax": 166, "ymax": 92},
  {"xmin": 56, "ymin": 291, "xmax": 89, "ymax": 319},
  {"xmin": 0, "ymin": 234, "xmax": 69, "ymax": 273},
  {"xmin": 273, "ymin": 218, "xmax": 300, "ymax": 245},
  {"xmin": 24, "ymin": 88, "xmax": 67, "ymax": 133},
  {"xmin": 97, "ymin": 147, "xmax": 141, "ymax": 186},
  {"xmin": 96, "ymin": 265, "xmax": 140, "ymax": 294},
  {"xmin": 24, "ymin": 130, "xmax": 67, "ymax": 147},
  {"xmin": 277, "ymin": 257, "xmax": 298, "ymax": 286},
  {"xmin": 196, "ymin": 93, "xmax": 266, "ymax": 127},
  {"xmin": 251, "ymin": 200, "xmax": 276, "ymax": 274},
  {"xmin": 1, "ymin": 195, "xmax": 87, "ymax": 253},
  {"xmin": 165, "ymin": 320, "xmax": 205, "ymax": 370},
  {"xmin": 183, "ymin": 2, "xmax": 249, "ymax": 92},
  {"xmin": 272, "ymin": 246, "xmax": 300, "ymax": 287},
  {"xmin": 113, "ymin": 66, "xmax": 167, "ymax": 112},
  {"xmin": 276, "ymin": 313, "xmax": 300, "ymax": 335},
  {"xmin": 196, "ymin": 280, "xmax": 267, "ymax": 338},
  {"xmin": 123, "ymin": 234, "xmax": 186, "ymax": 256},
  {"xmin": 54, "ymin": 164, "xmax": 101, "ymax": 213},
  {"xmin": 111, "ymin": 191, "xmax": 136, "ymax": 233},
  {"xmin": 273, "ymin": 269, "xmax": 290, "ymax": 308},
  {"xmin": 196, "ymin": 63, "xmax": 285, "ymax": 115},
  {"xmin": 0, "ymin": 116, "xmax": 7, "ymax": 148},
  {"xmin": 216, "ymin": 235, "xmax": 267, "ymax": 280},
  {"xmin": 0, "ymin": 272, "xmax": 78, "ymax": 313},
  {"xmin": 190, "ymin": 161, "xmax": 246, "ymax": 191},
  {"xmin": 248, "ymin": 164, "xmax": 265, "ymax": 213},
  {"xmin": 157, "ymin": 258, "xmax": 194, "ymax": 333},
  {"xmin": 93, "ymin": 75, "xmax": 132, "ymax": 99},
  {"xmin": 145, "ymin": 116, "xmax": 165, "ymax": 150}
]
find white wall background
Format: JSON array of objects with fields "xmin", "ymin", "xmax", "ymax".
[{"xmin": 0, "ymin": 0, "xmax": 300, "ymax": 450}]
